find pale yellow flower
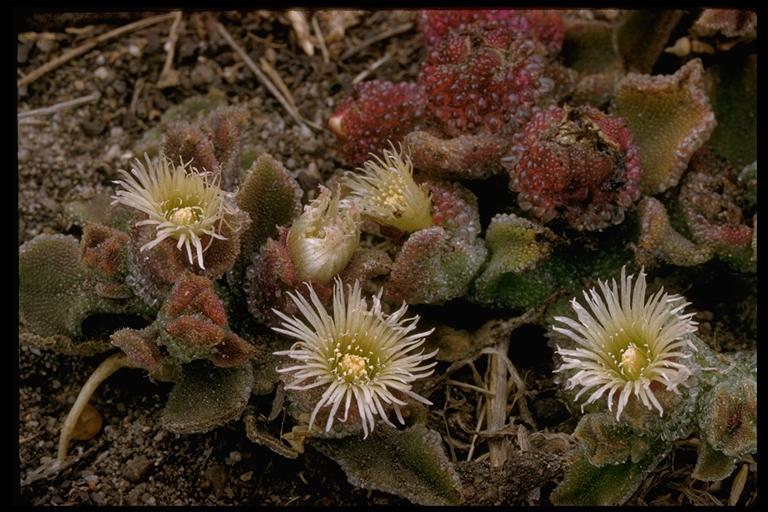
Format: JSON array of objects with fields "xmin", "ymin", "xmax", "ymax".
[
  {"xmin": 112, "ymin": 154, "xmax": 226, "ymax": 269},
  {"xmin": 273, "ymin": 279, "xmax": 437, "ymax": 437},
  {"xmin": 287, "ymin": 186, "xmax": 360, "ymax": 284},
  {"xmin": 344, "ymin": 143, "xmax": 433, "ymax": 233},
  {"xmin": 553, "ymin": 267, "xmax": 698, "ymax": 420}
]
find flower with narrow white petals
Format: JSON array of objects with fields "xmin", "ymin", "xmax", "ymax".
[
  {"xmin": 552, "ymin": 267, "xmax": 698, "ymax": 421},
  {"xmin": 287, "ymin": 185, "xmax": 360, "ymax": 285},
  {"xmin": 272, "ymin": 279, "xmax": 438, "ymax": 438},
  {"xmin": 344, "ymin": 142, "xmax": 433, "ymax": 233},
  {"xmin": 111, "ymin": 154, "xmax": 226, "ymax": 269}
]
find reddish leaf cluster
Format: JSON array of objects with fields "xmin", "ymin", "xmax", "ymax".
[
  {"xmin": 419, "ymin": 16, "xmax": 556, "ymax": 138},
  {"xmin": 679, "ymin": 149, "xmax": 754, "ymax": 268},
  {"xmin": 329, "ymin": 81, "xmax": 426, "ymax": 166},
  {"xmin": 330, "ymin": 9, "xmax": 566, "ymax": 171},
  {"xmin": 504, "ymin": 105, "xmax": 642, "ymax": 231},
  {"xmin": 418, "ymin": 9, "xmax": 564, "ymax": 57},
  {"xmin": 159, "ymin": 273, "xmax": 254, "ymax": 367}
]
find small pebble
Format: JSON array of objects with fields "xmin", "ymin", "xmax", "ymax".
[
  {"xmin": 191, "ymin": 62, "xmax": 216, "ymax": 87},
  {"xmin": 39, "ymin": 196, "xmax": 60, "ymax": 212},
  {"xmin": 81, "ymin": 119, "xmax": 105, "ymax": 137},
  {"xmin": 91, "ymin": 491, "xmax": 107, "ymax": 505},
  {"xmin": 123, "ymin": 455, "xmax": 152, "ymax": 483},
  {"xmin": 177, "ymin": 38, "xmax": 198, "ymax": 61},
  {"xmin": 105, "ymin": 144, "xmax": 121, "ymax": 161},
  {"xmin": 35, "ymin": 37, "xmax": 58, "ymax": 54},
  {"xmin": 94, "ymin": 67, "xmax": 111, "ymax": 81},
  {"xmin": 239, "ymin": 471, "xmax": 253, "ymax": 482},
  {"xmin": 225, "ymin": 451, "xmax": 242, "ymax": 466}
]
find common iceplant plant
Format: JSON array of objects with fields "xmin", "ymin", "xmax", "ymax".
[
  {"xmin": 18, "ymin": 7, "xmax": 756, "ymax": 507},
  {"xmin": 550, "ymin": 267, "xmax": 756, "ymax": 506}
]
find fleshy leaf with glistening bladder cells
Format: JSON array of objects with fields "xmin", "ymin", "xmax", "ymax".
[
  {"xmin": 161, "ymin": 360, "xmax": 254, "ymax": 434},
  {"xmin": 312, "ymin": 423, "xmax": 463, "ymax": 506}
]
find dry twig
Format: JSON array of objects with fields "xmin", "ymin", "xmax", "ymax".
[
  {"xmin": 18, "ymin": 12, "xmax": 177, "ymax": 88},
  {"xmin": 310, "ymin": 14, "xmax": 330, "ymax": 64},
  {"xmin": 286, "ymin": 10, "xmax": 314, "ymax": 56},
  {"xmin": 17, "ymin": 91, "xmax": 101, "ymax": 120},
  {"xmin": 215, "ymin": 21, "xmax": 321, "ymax": 131},
  {"xmin": 729, "ymin": 464, "xmax": 749, "ymax": 506},
  {"xmin": 57, "ymin": 353, "xmax": 136, "ymax": 466},
  {"xmin": 340, "ymin": 22, "xmax": 413, "ymax": 60},
  {"xmin": 157, "ymin": 10, "xmax": 183, "ymax": 89},
  {"xmin": 259, "ymin": 57, "xmax": 297, "ymax": 108},
  {"xmin": 466, "ymin": 400, "xmax": 486, "ymax": 462},
  {"xmin": 446, "ymin": 379, "xmax": 494, "ymax": 396},
  {"xmin": 129, "ymin": 78, "xmax": 145, "ymax": 115},
  {"xmin": 352, "ymin": 53, "xmax": 391, "ymax": 84},
  {"xmin": 485, "ymin": 337, "xmax": 512, "ymax": 467}
]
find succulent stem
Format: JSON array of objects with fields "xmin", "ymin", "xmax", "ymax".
[{"xmin": 56, "ymin": 353, "xmax": 137, "ymax": 467}]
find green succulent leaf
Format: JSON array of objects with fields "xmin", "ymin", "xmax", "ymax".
[
  {"xmin": 612, "ymin": 59, "xmax": 716, "ymax": 195},
  {"xmin": 19, "ymin": 235, "xmax": 92, "ymax": 338},
  {"xmin": 385, "ymin": 226, "xmax": 487, "ymax": 305},
  {"xmin": 235, "ymin": 153, "xmax": 302, "ymax": 265},
  {"xmin": 161, "ymin": 361, "xmax": 254, "ymax": 434},
  {"xmin": 692, "ymin": 440, "xmax": 737, "ymax": 482},
  {"xmin": 550, "ymin": 439, "xmax": 670, "ymax": 506},
  {"xmin": 312, "ymin": 423, "xmax": 463, "ymax": 506},
  {"xmin": 706, "ymin": 54, "xmax": 756, "ymax": 169}
]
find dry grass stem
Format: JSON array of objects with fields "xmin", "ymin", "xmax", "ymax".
[
  {"xmin": 57, "ymin": 353, "xmax": 135, "ymax": 466},
  {"xmin": 18, "ymin": 12, "xmax": 177, "ymax": 87},
  {"xmin": 286, "ymin": 10, "xmax": 314, "ymax": 56},
  {"xmin": 217, "ymin": 21, "xmax": 321, "ymax": 131},
  {"xmin": 340, "ymin": 22, "xmax": 413, "ymax": 60},
  {"xmin": 311, "ymin": 14, "xmax": 330, "ymax": 64},
  {"xmin": 259, "ymin": 57, "xmax": 297, "ymax": 108},
  {"xmin": 352, "ymin": 53, "xmax": 391, "ymax": 84},
  {"xmin": 17, "ymin": 91, "xmax": 101, "ymax": 120},
  {"xmin": 156, "ymin": 11, "xmax": 183, "ymax": 89}
]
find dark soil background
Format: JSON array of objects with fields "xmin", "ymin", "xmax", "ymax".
[{"xmin": 15, "ymin": 10, "xmax": 757, "ymax": 506}]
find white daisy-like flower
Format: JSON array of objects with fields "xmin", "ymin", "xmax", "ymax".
[
  {"xmin": 287, "ymin": 185, "xmax": 361, "ymax": 285},
  {"xmin": 111, "ymin": 154, "xmax": 226, "ymax": 270},
  {"xmin": 344, "ymin": 142, "xmax": 433, "ymax": 233},
  {"xmin": 272, "ymin": 278, "xmax": 438, "ymax": 438},
  {"xmin": 553, "ymin": 266, "xmax": 698, "ymax": 421}
]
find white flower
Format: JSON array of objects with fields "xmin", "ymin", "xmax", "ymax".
[
  {"xmin": 111, "ymin": 154, "xmax": 226, "ymax": 269},
  {"xmin": 344, "ymin": 142, "xmax": 433, "ymax": 233},
  {"xmin": 273, "ymin": 279, "xmax": 438, "ymax": 438},
  {"xmin": 553, "ymin": 267, "xmax": 698, "ymax": 420},
  {"xmin": 287, "ymin": 186, "xmax": 360, "ymax": 285}
]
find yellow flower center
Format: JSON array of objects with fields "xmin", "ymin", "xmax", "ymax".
[
  {"xmin": 339, "ymin": 354, "xmax": 368, "ymax": 381},
  {"xmin": 168, "ymin": 205, "xmax": 203, "ymax": 225},
  {"xmin": 379, "ymin": 186, "xmax": 406, "ymax": 213},
  {"xmin": 329, "ymin": 331, "xmax": 382, "ymax": 383},
  {"xmin": 618, "ymin": 343, "xmax": 649, "ymax": 380}
]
